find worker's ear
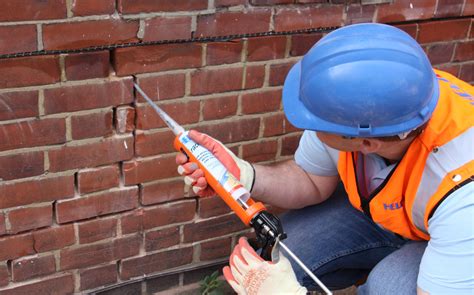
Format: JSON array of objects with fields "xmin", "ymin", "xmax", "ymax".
[{"xmin": 360, "ymin": 138, "xmax": 383, "ymax": 154}]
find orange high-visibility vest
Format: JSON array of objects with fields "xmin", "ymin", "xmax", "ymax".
[{"xmin": 337, "ymin": 70, "xmax": 474, "ymax": 240}]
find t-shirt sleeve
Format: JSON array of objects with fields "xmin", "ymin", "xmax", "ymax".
[
  {"xmin": 417, "ymin": 182, "xmax": 474, "ymax": 294},
  {"xmin": 294, "ymin": 130, "xmax": 339, "ymax": 176}
]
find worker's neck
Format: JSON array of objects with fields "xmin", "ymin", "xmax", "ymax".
[{"xmin": 375, "ymin": 137, "xmax": 416, "ymax": 163}]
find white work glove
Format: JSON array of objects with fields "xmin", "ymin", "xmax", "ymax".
[
  {"xmin": 223, "ymin": 237, "xmax": 307, "ymax": 295},
  {"xmin": 175, "ymin": 130, "xmax": 255, "ymax": 197}
]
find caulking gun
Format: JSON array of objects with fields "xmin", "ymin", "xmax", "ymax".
[{"xmin": 134, "ymin": 83, "xmax": 332, "ymax": 295}]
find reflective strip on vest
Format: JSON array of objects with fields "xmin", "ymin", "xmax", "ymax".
[{"xmin": 412, "ymin": 127, "xmax": 474, "ymax": 234}]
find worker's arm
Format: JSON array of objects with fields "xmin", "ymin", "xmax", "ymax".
[
  {"xmin": 416, "ymin": 182, "xmax": 474, "ymax": 294},
  {"xmin": 176, "ymin": 130, "xmax": 339, "ymax": 209}
]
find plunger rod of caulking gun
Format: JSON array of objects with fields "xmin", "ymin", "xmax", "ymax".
[{"xmin": 133, "ymin": 83, "xmax": 332, "ymax": 295}]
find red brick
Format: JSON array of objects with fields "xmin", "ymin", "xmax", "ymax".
[
  {"xmin": 215, "ymin": 0, "xmax": 248, "ymax": 7},
  {"xmin": 80, "ymin": 264, "xmax": 118, "ymax": 291},
  {"xmin": 0, "ymin": 234, "xmax": 34, "ymax": 261},
  {"xmin": 463, "ymin": 2, "xmax": 474, "ymax": 15},
  {"xmin": 459, "ymin": 63, "xmax": 473, "ymax": 83},
  {"xmin": 65, "ymin": 51, "xmax": 110, "ymax": 81},
  {"xmin": 145, "ymin": 226, "xmax": 180, "ymax": 252},
  {"xmin": 43, "ymin": 19, "xmax": 139, "ymax": 50},
  {"xmin": 136, "ymin": 74, "xmax": 186, "ymax": 102},
  {"xmin": 183, "ymin": 214, "xmax": 245, "ymax": 242},
  {"xmin": 281, "ymin": 133, "xmax": 302, "ymax": 156},
  {"xmin": 56, "ymin": 187, "xmax": 138, "ymax": 223},
  {"xmin": 0, "ymin": 263, "xmax": 8, "ymax": 286},
  {"xmin": 345, "ymin": 4, "xmax": 376, "ymax": 25},
  {"xmin": 0, "ymin": 118, "xmax": 66, "ymax": 152},
  {"xmin": 435, "ymin": 0, "xmax": 464, "ymax": 17},
  {"xmin": 245, "ymin": 65, "xmax": 265, "ymax": 89},
  {"xmin": 263, "ymin": 112, "xmax": 300, "ymax": 137},
  {"xmin": 12, "ymin": 255, "xmax": 56, "ymax": 282},
  {"xmin": 113, "ymin": 43, "xmax": 202, "ymax": 76},
  {"xmin": 198, "ymin": 196, "xmax": 231, "ymax": 218},
  {"xmin": 247, "ymin": 36, "xmax": 287, "ymax": 61},
  {"xmin": 242, "ymin": 140, "xmax": 278, "ymax": 162},
  {"xmin": 290, "ymin": 33, "xmax": 324, "ymax": 57},
  {"xmin": 123, "ymin": 155, "xmax": 178, "ymax": 185},
  {"xmin": 0, "ymin": 213, "xmax": 5, "ymax": 236},
  {"xmin": 251, "ymin": 0, "xmax": 293, "ymax": 4},
  {"xmin": 48, "ymin": 135, "xmax": 134, "ymax": 172},
  {"xmin": 376, "ymin": 0, "xmax": 436, "ymax": 22},
  {"xmin": 142, "ymin": 200, "xmax": 196, "ymax": 229},
  {"xmin": 71, "ymin": 110, "xmax": 113, "ymax": 140},
  {"xmin": 118, "ymin": 0, "xmax": 207, "ymax": 13},
  {"xmin": 120, "ymin": 247, "xmax": 193, "ymax": 280},
  {"xmin": 44, "ymin": 79, "xmax": 133, "ymax": 115},
  {"xmin": 206, "ymin": 42, "xmax": 243, "ymax": 66},
  {"xmin": 136, "ymin": 101, "xmax": 200, "ymax": 130},
  {"xmin": 78, "ymin": 218, "xmax": 117, "ymax": 244},
  {"xmin": 0, "ymin": 56, "xmax": 60, "ymax": 88},
  {"xmin": 196, "ymin": 9, "xmax": 272, "ymax": 38},
  {"xmin": 274, "ymin": 6, "xmax": 343, "ymax": 32},
  {"xmin": 0, "ymin": 175, "xmax": 74, "ymax": 209},
  {"xmin": 146, "ymin": 273, "xmax": 179, "ymax": 293},
  {"xmin": 269, "ymin": 62, "xmax": 295, "ymax": 86},
  {"xmin": 78, "ymin": 165, "xmax": 120, "ymax": 194},
  {"xmin": 191, "ymin": 67, "xmax": 243, "ymax": 95},
  {"xmin": 0, "ymin": 274, "xmax": 74, "ymax": 295},
  {"xmin": 241, "ymin": 89, "xmax": 281, "ymax": 114},
  {"xmin": 72, "ymin": 0, "xmax": 115, "ymax": 16},
  {"xmin": 198, "ymin": 118, "xmax": 261, "ymax": 144},
  {"xmin": 60, "ymin": 235, "xmax": 140, "ymax": 270},
  {"xmin": 418, "ymin": 19, "xmax": 471, "ymax": 44},
  {"xmin": 141, "ymin": 180, "xmax": 186, "ymax": 205},
  {"xmin": 8, "ymin": 205, "xmax": 52, "ymax": 234},
  {"xmin": 32, "ymin": 225, "xmax": 75, "ymax": 252},
  {"xmin": 0, "ymin": 151, "xmax": 44, "ymax": 181},
  {"xmin": 395, "ymin": 23, "xmax": 418, "ymax": 40},
  {"xmin": 120, "ymin": 210, "xmax": 144, "ymax": 234},
  {"xmin": 425, "ymin": 43, "xmax": 456, "ymax": 65},
  {"xmin": 453, "ymin": 41, "xmax": 474, "ymax": 62},
  {"xmin": 0, "ymin": 91, "xmax": 38, "ymax": 121},
  {"xmin": 200, "ymin": 237, "xmax": 232, "ymax": 261},
  {"xmin": 202, "ymin": 95, "xmax": 238, "ymax": 120},
  {"xmin": 0, "ymin": 0, "xmax": 67, "ymax": 22},
  {"xmin": 116, "ymin": 106, "xmax": 135, "ymax": 134},
  {"xmin": 0, "ymin": 25, "xmax": 36, "ymax": 55},
  {"xmin": 135, "ymin": 130, "xmax": 175, "ymax": 157},
  {"xmin": 144, "ymin": 16, "xmax": 192, "ymax": 42}
]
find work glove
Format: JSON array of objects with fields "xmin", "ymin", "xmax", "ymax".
[
  {"xmin": 223, "ymin": 237, "xmax": 307, "ymax": 295},
  {"xmin": 175, "ymin": 130, "xmax": 255, "ymax": 197}
]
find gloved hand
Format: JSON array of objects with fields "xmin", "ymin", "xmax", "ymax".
[
  {"xmin": 223, "ymin": 237, "xmax": 307, "ymax": 295},
  {"xmin": 175, "ymin": 130, "xmax": 255, "ymax": 197}
]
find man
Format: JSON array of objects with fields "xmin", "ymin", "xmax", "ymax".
[{"xmin": 176, "ymin": 23, "xmax": 473, "ymax": 294}]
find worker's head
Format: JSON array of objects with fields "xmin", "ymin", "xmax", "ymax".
[{"xmin": 282, "ymin": 23, "xmax": 438, "ymax": 144}]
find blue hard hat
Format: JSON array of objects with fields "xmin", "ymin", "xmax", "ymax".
[{"xmin": 283, "ymin": 23, "xmax": 439, "ymax": 137}]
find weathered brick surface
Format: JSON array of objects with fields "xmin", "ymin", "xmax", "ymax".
[
  {"xmin": 65, "ymin": 51, "xmax": 110, "ymax": 81},
  {"xmin": 140, "ymin": 179, "xmax": 186, "ymax": 205},
  {"xmin": 32, "ymin": 225, "xmax": 76, "ymax": 252},
  {"xmin": 0, "ymin": 274, "xmax": 74, "ymax": 295},
  {"xmin": 0, "ymin": 25, "xmax": 36, "ymax": 55},
  {"xmin": 77, "ymin": 165, "xmax": 120, "ymax": 194},
  {"xmin": 376, "ymin": 0, "xmax": 436, "ymax": 23},
  {"xmin": 0, "ymin": 91, "xmax": 38, "ymax": 121},
  {"xmin": 72, "ymin": 0, "xmax": 116, "ymax": 16},
  {"xmin": 0, "ymin": 263, "xmax": 8, "ymax": 287},
  {"xmin": 143, "ymin": 17, "xmax": 192, "ymax": 42},
  {"xmin": 200, "ymin": 237, "xmax": 232, "ymax": 261},
  {"xmin": 56, "ymin": 187, "xmax": 138, "ymax": 223},
  {"xmin": 183, "ymin": 214, "xmax": 245, "ymax": 243},
  {"xmin": 242, "ymin": 140, "xmax": 278, "ymax": 162},
  {"xmin": 145, "ymin": 226, "xmax": 180, "ymax": 252},
  {"xmin": 198, "ymin": 196, "xmax": 231, "ymax": 218},
  {"xmin": 43, "ymin": 19, "xmax": 139, "ymax": 50},
  {"xmin": 80, "ymin": 264, "xmax": 118, "ymax": 291},
  {"xmin": 0, "ymin": 0, "xmax": 67, "ymax": 22},
  {"xmin": 0, "ymin": 151, "xmax": 44, "ymax": 181},
  {"xmin": 7, "ymin": 205, "xmax": 53, "ymax": 234},
  {"xmin": 0, "ymin": 56, "xmax": 60, "ymax": 88},
  {"xmin": 0, "ymin": 175, "xmax": 74, "ymax": 209},
  {"xmin": 71, "ymin": 110, "xmax": 114, "ymax": 140},
  {"xmin": 136, "ymin": 101, "xmax": 200, "ymax": 130},
  {"xmin": 241, "ymin": 89, "xmax": 281, "ymax": 114},
  {"xmin": 418, "ymin": 19, "xmax": 471, "ymax": 44},
  {"xmin": 118, "ymin": 0, "xmax": 208, "ymax": 13},
  {"xmin": 0, "ymin": 234, "xmax": 35, "ymax": 261},
  {"xmin": 274, "ymin": 6, "xmax": 344, "ymax": 31},
  {"xmin": 0, "ymin": 214, "xmax": 6, "ymax": 236},
  {"xmin": 136, "ymin": 74, "xmax": 186, "ymax": 102},
  {"xmin": 12, "ymin": 254, "xmax": 56, "ymax": 282},
  {"xmin": 202, "ymin": 95, "xmax": 238, "ymax": 120},
  {"xmin": 78, "ymin": 217, "xmax": 118, "ymax": 244},
  {"xmin": 247, "ymin": 36, "xmax": 287, "ymax": 61},
  {"xmin": 206, "ymin": 42, "xmax": 243, "ymax": 65}
]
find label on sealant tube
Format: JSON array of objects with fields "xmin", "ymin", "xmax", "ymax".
[{"xmin": 179, "ymin": 131, "xmax": 250, "ymax": 203}]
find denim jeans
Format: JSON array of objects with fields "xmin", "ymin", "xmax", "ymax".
[{"xmin": 280, "ymin": 183, "xmax": 427, "ymax": 294}]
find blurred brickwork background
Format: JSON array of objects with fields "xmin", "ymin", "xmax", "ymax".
[{"xmin": 0, "ymin": 0, "xmax": 472, "ymax": 294}]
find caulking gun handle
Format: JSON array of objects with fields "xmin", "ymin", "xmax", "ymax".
[{"xmin": 173, "ymin": 135, "xmax": 267, "ymax": 226}]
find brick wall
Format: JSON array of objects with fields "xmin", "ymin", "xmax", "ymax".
[{"xmin": 0, "ymin": 0, "xmax": 472, "ymax": 293}]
